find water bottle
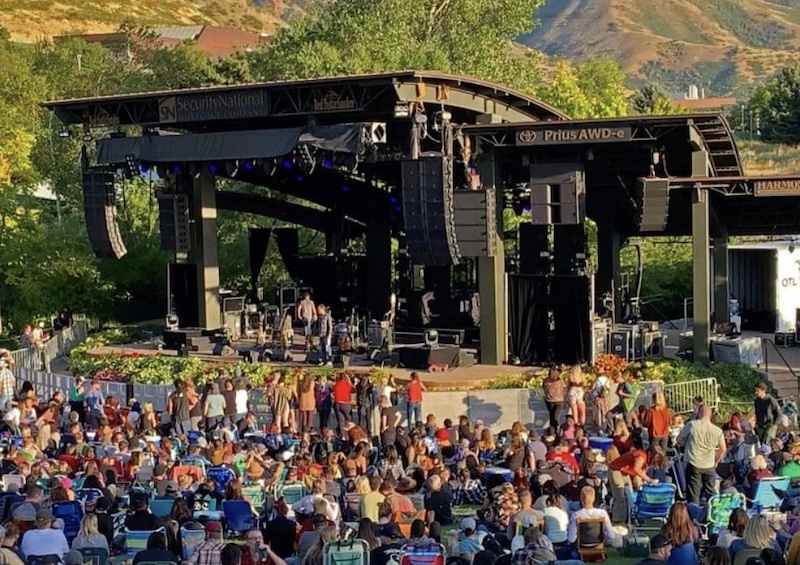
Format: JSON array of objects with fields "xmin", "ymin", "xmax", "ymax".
[{"xmin": 755, "ymin": 501, "xmax": 763, "ymax": 515}]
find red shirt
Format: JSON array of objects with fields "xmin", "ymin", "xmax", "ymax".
[
  {"xmin": 333, "ymin": 379, "xmax": 353, "ymax": 404},
  {"xmin": 408, "ymin": 380, "xmax": 423, "ymax": 403}
]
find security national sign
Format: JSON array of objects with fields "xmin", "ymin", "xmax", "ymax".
[
  {"xmin": 159, "ymin": 89, "xmax": 269, "ymax": 124},
  {"xmin": 516, "ymin": 126, "xmax": 632, "ymax": 146}
]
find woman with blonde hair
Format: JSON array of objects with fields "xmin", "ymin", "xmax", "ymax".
[
  {"xmin": 140, "ymin": 402, "xmax": 157, "ymax": 434},
  {"xmin": 298, "ymin": 374, "xmax": 316, "ymax": 433},
  {"xmin": 566, "ymin": 365, "xmax": 586, "ymax": 427},
  {"xmin": 730, "ymin": 515, "xmax": 781, "ymax": 558},
  {"xmin": 71, "ymin": 513, "xmax": 109, "ymax": 551},
  {"xmin": 302, "ymin": 526, "xmax": 337, "ymax": 565},
  {"xmin": 354, "ymin": 475, "xmax": 371, "ymax": 495},
  {"xmin": 644, "ymin": 391, "xmax": 673, "ymax": 451}
]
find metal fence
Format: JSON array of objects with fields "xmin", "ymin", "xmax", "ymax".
[
  {"xmin": 7, "ymin": 321, "xmax": 88, "ymax": 372},
  {"xmin": 664, "ymin": 377, "xmax": 719, "ymax": 414},
  {"xmin": 16, "ymin": 367, "xmax": 127, "ymax": 403}
]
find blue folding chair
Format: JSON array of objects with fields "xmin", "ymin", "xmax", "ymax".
[
  {"xmin": 52, "ymin": 501, "xmax": 83, "ymax": 544},
  {"xmin": 79, "ymin": 547, "xmax": 109, "ymax": 565},
  {"xmin": 752, "ymin": 476, "xmax": 790, "ymax": 510},
  {"xmin": 125, "ymin": 527, "xmax": 167, "ymax": 560},
  {"xmin": 707, "ymin": 492, "xmax": 747, "ymax": 535},
  {"xmin": 150, "ymin": 497, "xmax": 176, "ymax": 518},
  {"xmin": 180, "ymin": 525, "xmax": 207, "ymax": 560},
  {"xmin": 192, "ymin": 496, "xmax": 223, "ymax": 521},
  {"xmin": 76, "ymin": 488, "xmax": 105, "ymax": 512},
  {"xmin": 206, "ymin": 466, "xmax": 235, "ymax": 496},
  {"xmin": 222, "ymin": 500, "xmax": 258, "ymax": 534},
  {"xmin": 632, "ymin": 483, "xmax": 676, "ymax": 531}
]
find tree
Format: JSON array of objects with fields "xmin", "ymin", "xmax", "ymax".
[
  {"xmin": 631, "ymin": 84, "xmax": 683, "ymax": 115},
  {"xmin": 537, "ymin": 61, "xmax": 592, "ymax": 118},
  {"xmin": 752, "ymin": 64, "xmax": 800, "ymax": 144},
  {"xmin": 574, "ymin": 58, "xmax": 629, "ymax": 118}
]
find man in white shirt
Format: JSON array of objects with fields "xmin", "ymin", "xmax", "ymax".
[
  {"xmin": 568, "ymin": 486, "xmax": 619, "ymax": 548},
  {"xmin": 296, "ymin": 293, "xmax": 316, "ymax": 351},
  {"xmin": 20, "ymin": 508, "xmax": 69, "ymax": 560},
  {"xmin": 291, "ymin": 479, "xmax": 339, "ymax": 522},
  {"xmin": 677, "ymin": 405, "xmax": 726, "ymax": 504}
]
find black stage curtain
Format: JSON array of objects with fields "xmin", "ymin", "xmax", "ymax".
[
  {"xmin": 508, "ymin": 274, "xmax": 549, "ymax": 365},
  {"xmin": 248, "ymin": 228, "xmax": 272, "ymax": 300},
  {"xmin": 552, "ymin": 276, "xmax": 591, "ymax": 363}
]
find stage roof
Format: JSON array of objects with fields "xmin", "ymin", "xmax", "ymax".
[{"xmin": 43, "ymin": 70, "xmax": 567, "ymax": 130}]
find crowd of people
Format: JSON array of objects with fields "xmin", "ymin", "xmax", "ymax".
[{"xmin": 0, "ymin": 359, "xmax": 795, "ymax": 565}]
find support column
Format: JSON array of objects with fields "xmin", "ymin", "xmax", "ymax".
[
  {"xmin": 597, "ymin": 217, "xmax": 622, "ymax": 321},
  {"xmin": 692, "ymin": 186, "xmax": 711, "ymax": 363},
  {"xmin": 365, "ymin": 221, "xmax": 392, "ymax": 320},
  {"xmin": 192, "ymin": 171, "xmax": 221, "ymax": 329},
  {"xmin": 713, "ymin": 232, "xmax": 729, "ymax": 326},
  {"xmin": 477, "ymin": 147, "xmax": 506, "ymax": 365}
]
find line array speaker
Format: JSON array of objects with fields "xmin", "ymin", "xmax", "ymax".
[
  {"xmin": 519, "ymin": 223, "xmax": 551, "ymax": 275},
  {"xmin": 157, "ymin": 192, "xmax": 190, "ymax": 255},
  {"xmin": 553, "ymin": 224, "xmax": 588, "ymax": 275},
  {"xmin": 639, "ymin": 178, "xmax": 671, "ymax": 233},
  {"xmin": 453, "ymin": 188, "xmax": 497, "ymax": 257},
  {"xmin": 401, "ymin": 157, "xmax": 460, "ymax": 265},
  {"xmin": 82, "ymin": 170, "xmax": 127, "ymax": 259},
  {"xmin": 530, "ymin": 163, "xmax": 586, "ymax": 225}
]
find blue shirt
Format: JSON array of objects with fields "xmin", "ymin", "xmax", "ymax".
[
  {"xmin": 669, "ymin": 542, "xmax": 698, "ymax": 565},
  {"xmin": 85, "ymin": 390, "xmax": 104, "ymax": 414}
]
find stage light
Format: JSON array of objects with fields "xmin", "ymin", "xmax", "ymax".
[
  {"xmin": 296, "ymin": 145, "xmax": 316, "ymax": 174},
  {"xmin": 394, "ymin": 206, "xmax": 402, "ymax": 213},
  {"xmin": 58, "ymin": 127, "xmax": 70, "ymax": 138},
  {"xmin": 124, "ymin": 154, "xmax": 139, "ymax": 179},
  {"xmin": 424, "ymin": 329, "xmax": 439, "ymax": 349},
  {"xmin": 140, "ymin": 165, "xmax": 149, "ymax": 174},
  {"xmin": 243, "ymin": 161, "xmax": 254, "ymax": 171},
  {"xmin": 342, "ymin": 185, "xmax": 350, "ymax": 193},
  {"xmin": 225, "ymin": 162, "xmax": 239, "ymax": 177},
  {"xmin": 208, "ymin": 164, "xmax": 218, "ymax": 174},
  {"xmin": 296, "ymin": 175, "xmax": 305, "ymax": 183},
  {"xmin": 172, "ymin": 165, "xmax": 182, "ymax": 174},
  {"xmin": 322, "ymin": 159, "xmax": 333, "ymax": 168},
  {"xmin": 282, "ymin": 160, "xmax": 293, "ymax": 170},
  {"xmin": 389, "ymin": 196, "xmax": 398, "ymax": 204}
]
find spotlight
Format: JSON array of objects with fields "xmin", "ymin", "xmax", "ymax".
[
  {"xmin": 172, "ymin": 165, "xmax": 182, "ymax": 174},
  {"xmin": 58, "ymin": 128, "xmax": 70, "ymax": 139},
  {"xmin": 296, "ymin": 145, "xmax": 316, "ymax": 174},
  {"xmin": 342, "ymin": 185, "xmax": 350, "ymax": 193},
  {"xmin": 394, "ymin": 206, "xmax": 402, "ymax": 213},
  {"xmin": 296, "ymin": 175, "xmax": 305, "ymax": 183},
  {"xmin": 208, "ymin": 164, "xmax": 218, "ymax": 174},
  {"xmin": 389, "ymin": 196, "xmax": 398, "ymax": 204},
  {"xmin": 282, "ymin": 160, "xmax": 293, "ymax": 170},
  {"xmin": 424, "ymin": 329, "xmax": 439, "ymax": 349},
  {"xmin": 322, "ymin": 159, "xmax": 333, "ymax": 168},
  {"xmin": 243, "ymin": 161, "xmax": 254, "ymax": 171},
  {"xmin": 140, "ymin": 165, "xmax": 149, "ymax": 175},
  {"xmin": 124, "ymin": 154, "xmax": 139, "ymax": 179}
]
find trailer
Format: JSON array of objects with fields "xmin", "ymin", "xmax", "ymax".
[{"xmin": 728, "ymin": 241, "xmax": 800, "ymax": 333}]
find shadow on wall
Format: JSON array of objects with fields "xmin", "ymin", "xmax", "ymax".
[{"xmin": 463, "ymin": 393, "xmax": 502, "ymax": 429}]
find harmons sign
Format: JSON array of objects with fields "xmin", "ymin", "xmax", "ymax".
[{"xmin": 159, "ymin": 90, "xmax": 269, "ymax": 123}]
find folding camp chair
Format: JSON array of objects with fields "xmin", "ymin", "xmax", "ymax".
[
  {"xmin": 222, "ymin": 500, "xmax": 259, "ymax": 534},
  {"xmin": 52, "ymin": 501, "xmax": 83, "ymax": 544},
  {"xmin": 576, "ymin": 517, "xmax": 607, "ymax": 562},
  {"xmin": 241, "ymin": 485, "xmax": 267, "ymax": 515},
  {"xmin": 125, "ymin": 527, "xmax": 167, "ymax": 560},
  {"xmin": 183, "ymin": 458, "xmax": 207, "ymax": 477},
  {"xmin": 76, "ymin": 488, "xmax": 105, "ymax": 512},
  {"xmin": 733, "ymin": 549, "xmax": 762, "ymax": 565},
  {"xmin": 150, "ymin": 497, "xmax": 176, "ymax": 518},
  {"xmin": 751, "ymin": 476, "xmax": 791, "ymax": 511},
  {"xmin": 706, "ymin": 492, "xmax": 746, "ymax": 536},
  {"xmin": 170, "ymin": 465, "xmax": 203, "ymax": 484},
  {"xmin": 192, "ymin": 497, "xmax": 224, "ymax": 521},
  {"xmin": 206, "ymin": 466, "xmax": 235, "ymax": 496},
  {"xmin": 631, "ymin": 483, "xmax": 676, "ymax": 531},
  {"xmin": 78, "ymin": 547, "xmax": 109, "ymax": 565},
  {"xmin": 401, "ymin": 541, "xmax": 445, "ymax": 565},
  {"xmin": 180, "ymin": 525, "xmax": 207, "ymax": 561},
  {"xmin": 276, "ymin": 482, "xmax": 307, "ymax": 505}
]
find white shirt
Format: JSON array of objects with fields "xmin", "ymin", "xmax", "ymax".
[
  {"xmin": 567, "ymin": 507, "xmax": 618, "ymax": 546},
  {"xmin": 381, "ymin": 386, "xmax": 395, "ymax": 406},
  {"xmin": 4, "ymin": 407, "xmax": 20, "ymax": 427},
  {"xmin": 21, "ymin": 528, "xmax": 70, "ymax": 558},
  {"xmin": 235, "ymin": 389, "xmax": 249, "ymax": 414},
  {"xmin": 291, "ymin": 493, "xmax": 340, "ymax": 522},
  {"xmin": 543, "ymin": 506, "xmax": 570, "ymax": 543}
]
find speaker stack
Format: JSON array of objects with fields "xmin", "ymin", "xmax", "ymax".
[
  {"xmin": 453, "ymin": 188, "xmax": 497, "ymax": 257},
  {"xmin": 157, "ymin": 191, "xmax": 191, "ymax": 257},
  {"xmin": 401, "ymin": 157, "xmax": 460, "ymax": 266},
  {"xmin": 82, "ymin": 170, "xmax": 127, "ymax": 259},
  {"xmin": 639, "ymin": 179, "xmax": 671, "ymax": 233}
]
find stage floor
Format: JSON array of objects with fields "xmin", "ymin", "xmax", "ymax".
[{"xmin": 83, "ymin": 332, "xmax": 528, "ymax": 389}]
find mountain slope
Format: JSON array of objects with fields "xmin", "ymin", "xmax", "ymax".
[
  {"xmin": 0, "ymin": 0, "xmax": 316, "ymax": 41},
  {"xmin": 521, "ymin": 0, "xmax": 800, "ymax": 94}
]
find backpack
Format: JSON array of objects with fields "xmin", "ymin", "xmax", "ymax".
[{"xmin": 323, "ymin": 539, "xmax": 369, "ymax": 565}]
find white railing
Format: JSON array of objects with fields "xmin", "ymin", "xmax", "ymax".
[
  {"xmin": 7, "ymin": 321, "xmax": 88, "ymax": 371},
  {"xmin": 664, "ymin": 377, "xmax": 719, "ymax": 414}
]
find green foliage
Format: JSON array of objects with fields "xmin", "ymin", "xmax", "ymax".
[
  {"xmin": 703, "ymin": 0, "xmax": 793, "ymax": 49},
  {"xmin": 631, "ymin": 84, "xmax": 685, "ymax": 115},
  {"xmin": 750, "ymin": 64, "xmax": 800, "ymax": 144},
  {"xmin": 637, "ymin": 60, "xmax": 740, "ymax": 97}
]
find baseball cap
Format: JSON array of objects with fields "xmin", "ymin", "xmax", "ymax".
[
  {"xmin": 205, "ymin": 521, "xmax": 222, "ymax": 533},
  {"xmin": 95, "ymin": 497, "xmax": 112, "ymax": 511},
  {"xmin": 165, "ymin": 481, "xmax": 179, "ymax": 494},
  {"xmin": 154, "ymin": 464, "xmax": 167, "ymax": 477},
  {"xmin": 650, "ymin": 534, "xmax": 672, "ymax": 551},
  {"xmin": 461, "ymin": 517, "xmax": 477, "ymax": 532},
  {"xmin": 35, "ymin": 508, "xmax": 52, "ymax": 526}
]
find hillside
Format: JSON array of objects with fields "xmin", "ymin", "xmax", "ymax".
[
  {"xmin": 521, "ymin": 0, "xmax": 800, "ymax": 94},
  {"xmin": 0, "ymin": 0, "xmax": 316, "ymax": 41}
]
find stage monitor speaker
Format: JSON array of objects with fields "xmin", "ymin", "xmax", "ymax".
[
  {"xmin": 82, "ymin": 170, "xmax": 127, "ymax": 259},
  {"xmin": 157, "ymin": 192, "xmax": 190, "ymax": 255},
  {"xmin": 530, "ymin": 163, "xmax": 586, "ymax": 226},
  {"xmin": 453, "ymin": 189, "xmax": 497, "ymax": 257},
  {"xmin": 639, "ymin": 179, "xmax": 671, "ymax": 233},
  {"xmin": 519, "ymin": 223, "xmax": 551, "ymax": 275},
  {"xmin": 401, "ymin": 158, "xmax": 461, "ymax": 265}
]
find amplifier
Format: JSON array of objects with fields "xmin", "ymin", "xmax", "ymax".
[
  {"xmin": 775, "ymin": 333, "xmax": 796, "ymax": 348},
  {"xmin": 611, "ymin": 331, "xmax": 630, "ymax": 360}
]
